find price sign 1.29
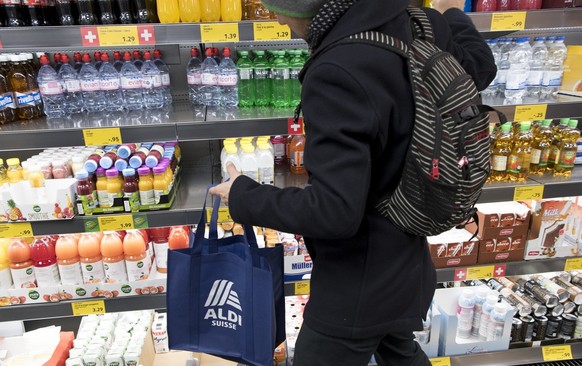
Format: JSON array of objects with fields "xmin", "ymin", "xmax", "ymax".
[{"xmin": 253, "ymin": 22, "xmax": 291, "ymax": 41}]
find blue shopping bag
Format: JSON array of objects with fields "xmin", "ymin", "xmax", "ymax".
[{"xmin": 167, "ymin": 193, "xmax": 276, "ymax": 366}]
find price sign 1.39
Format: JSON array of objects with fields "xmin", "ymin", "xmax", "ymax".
[{"xmin": 200, "ymin": 23, "xmax": 240, "ymax": 43}]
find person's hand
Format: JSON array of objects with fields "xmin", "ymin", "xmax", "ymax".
[
  {"xmin": 430, "ymin": 0, "xmax": 465, "ymax": 13},
  {"xmin": 209, "ymin": 163, "xmax": 241, "ymax": 206}
]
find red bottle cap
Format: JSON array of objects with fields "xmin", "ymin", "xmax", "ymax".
[
  {"xmin": 94, "ymin": 51, "xmax": 102, "ymax": 61},
  {"xmin": 113, "ymin": 51, "xmax": 122, "ymax": 61},
  {"xmin": 222, "ymin": 48, "xmax": 231, "ymax": 58},
  {"xmin": 191, "ymin": 48, "xmax": 199, "ymax": 57},
  {"xmin": 73, "ymin": 52, "xmax": 82, "ymax": 62},
  {"xmin": 143, "ymin": 51, "xmax": 152, "ymax": 61},
  {"xmin": 39, "ymin": 55, "xmax": 50, "ymax": 65},
  {"xmin": 101, "ymin": 53, "xmax": 110, "ymax": 62},
  {"xmin": 123, "ymin": 51, "xmax": 132, "ymax": 62},
  {"xmin": 53, "ymin": 53, "xmax": 61, "ymax": 62},
  {"xmin": 153, "ymin": 49, "xmax": 162, "ymax": 59},
  {"xmin": 205, "ymin": 48, "xmax": 213, "ymax": 58},
  {"xmin": 133, "ymin": 50, "xmax": 142, "ymax": 60},
  {"xmin": 82, "ymin": 54, "xmax": 92, "ymax": 63},
  {"xmin": 61, "ymin": 54, "xmax": 70, "ymax": 64}
]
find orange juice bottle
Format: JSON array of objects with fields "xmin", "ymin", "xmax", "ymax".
[
  {"xmin": 179, "ymin": 0, "xmax": 201, "ymax": 22},
  {"xmin": 153, "ymin": 166, "xmax": 169, "ymax": 204},
  {"xmin": 124, "ymin": 230, "xmax": 151, "ymax": 281},
  {"xmin": 95, "ymin": 168, "xmax": 110, "ymax": 209},
  {"xmin": 78, "ymin": 233, "xmax": 105, "ymax": 284},
  {"xmin": 169, "ymin": 226, "xmax": 190, "ymax": 250},
  {"xmin": 289, "ymin": 135, "xmax": 306, "ymax": 174},
  {"xmin": 157, "ymin": 0, "xmax": 180, "ymax": 23},
  {"xmin": 137, "ymin": 166, "xmax": 155, "ymax": 206},
  {"xmin": 0, "ymin": 238, "xmax": 13, "ymax": 289},
  {"xmin": 55, "ymin": 235, "xmax": 83, "ymax": 286},
  {"xmin": 106, "ymin": 168, "xmax": 122, "ymax": 207},
  {"xmin": 101, "ymin": 231, "xmax": 128, "ymax": 283},
  {"xmin": 7, "ymin": 238, "xmax": 37, "ymax": 288},
  {"xmin": 221, "ymin": 0, "xmax": 241, "ymax": 21},
  {"xmin": 200, "ymin": 0, "xmax": 220, "ymax": 21}
]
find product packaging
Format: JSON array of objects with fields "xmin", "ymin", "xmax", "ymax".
[{"xmin": 427, "ymin": 229, "xmax": 479, "ymax": 268}]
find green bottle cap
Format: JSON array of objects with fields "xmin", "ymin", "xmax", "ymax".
[
  {"xmin": 568, "ymin": 119, "xmax": 579, "ymax": 128},
  {"xmin": 542, "ymin": 119, "xmax": 552, "ymax": 126},
  {"xmin": 560, "ymin": 118, "xmax": 570, "ymax": 125},
  {"xmin": 501, "ymin": 123, "xmax": 511, "ymax": 132},
  {"xmin": 255, "ymin": 50, "xmax": 265, "ymax": 56},
  {"xmin": 239, "ymin": 51, "xmax": 248, "ymax": 56},
  {"xmin": 520, "ymin": 122, "xmax": 531, "ymax": 131}
]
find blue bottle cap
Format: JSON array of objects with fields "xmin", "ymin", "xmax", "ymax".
[
  {"xmin": 115, "ymin": 159, "xmax": 128, "ymax": 171},
  {"xmin": 84, "ymin": 159, "xmax": 98, "ymax": 173},
  {"xmin": 145, "ymin": 156, "xmax": 159, "ymax": 168},
  {"xmin": 100, "ymin": 156, "xmax": 113, "ymax": 169},
  {"xmin": 129, "ymin": 155, "xmax": 143, "ymax": 169}
]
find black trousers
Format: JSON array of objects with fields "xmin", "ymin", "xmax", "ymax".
[{"xmin": 293, "ymin": 323, "xmax": 431, "ymax": 366}]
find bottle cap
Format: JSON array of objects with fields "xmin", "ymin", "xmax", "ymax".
[
  {"xmin": 542, "ymin": 119, "xmax": 552, "ymax": 126},
  {"xmin": 225, "ymin": 145, "xmax": 237, "ymax": 154},
  {"xmin": 6, "ymin": 158, "xmax": 20, "ymax": 166},
  {"xmin": 100, "ymin": 156, "xmax": 114, "ymax": 169},
  {"xmin": 96, "ymin": 167, "xmax": 106, "ymax": 176},
  {"xmin": 486, "ymin": 294, "xmax": 499, "ymax": 304},
  {"xmin": 241, "ymin": 144, "xmax": 255, "ymax": 153},
  {"xmin": 61, "ymin": 54, "xmax": 71, "ymax": 64},
  {"xmin": 191, "ymin": 48, "xmax": 199, "ymax": 58},
  {"xmin": 137, "ymin": 166, "xmax": 151, "ymax": 176},
  {"xmin": 100, "ymin": 53, "xmax": 110, "ymax": 62},
  {"xmin": 534, "ymin": 36, "xmax": 545, "ymax": 42},
  {"xmin": 75, "ymin": 170, "xmax": 89, "ymax": 179},
  {"xmin": 123, "ymin": 52, "xmax": 132, "ymax": 62},
  {"xmin": 205, "ymin": 48, "xmax": 213, "ymax": 58},
  {"xmin": 501, "ymin": 123, "xmax": 511, "ymax": 132},
  {"xmin": 114, "ymin": 159, "xmax": 128, "ymax": 172},
  {"xmin": 477, "ymin": 287, "xmax": 490, "ymax": 298},
  {"xmin": 239, "ymin": 50, "xmax": 248, "ymax": 56},
  {"xmin": 39, "ymin": 55, "xmax": 50, "ymax": 65},
  {"xmin": 84, "ymin": 159, "xmax": 98, "ymax": 173},
  {"xmin": 105, "ymin": 169, "xmax": 119, "ymax": 177},
  {"xmin": 494, "ymin": 303, "xmax": 508, "ymax": 314},
  {"xmin": 82, "ymin": 54, "xmax": 91, "ymax": 63},
  {"xmin": 129, "ymin": 156, "xmax": 143, "ymax": 169},
  {"xmin": 520, "ymin": 122, "xmax": 531, "ymax": 131},
  {"xmin": 143, "ymin": 51, "xmax": 152, "ymax": 61},
  {"xmin": 145, "ymin": 156, "xmax": 159, "ymax": 168},
  {"xmin": 153, "ymin": 166, "xmax": 165, "ymax": 174},
  {"xmin": 258, "ymin": 142, "xmax": 270, "ymax": 150},
  {"xmin": 133, "ymin": 50, "xmax": 142, "ymax": 59},
  {"xmin": 568, "ymin": 119, "xmax": 578, "ymax": 128},
  {"xmin": 122, "ymin": 168, "xmax": 136, "ymax": 177},
  {"xmin": 560, "ymin": 118, "xmax": 570, "ymax": 125},
  {"xmin": 556, "ymin": 36, "xmax": 565, "ymax": 41},
  {"xmin": 223, "ymin": 48, "xmax": 231, "ymax": 58},
  {"xmin": 461, "ymin": 289, "xmax": 475, "ymax": 298},
  {"xmin": 113, "ymin": 51, "xmax": 121, "ymax": 60},
  {"xmin": 154, "ymin": 49, "xmax": 162, "ymax": 59},
  {"xmin": 117, "ymin": 145, "xmax": 132, "ymax": 159}
]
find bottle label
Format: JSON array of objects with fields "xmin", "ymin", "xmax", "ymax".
[
  {"xmin": 506, "ymin": 72, "xmax": 526, "ymax": 90},
  {"xmin": 242, "ymin": 170, "xmax": 259, "ymax": 182},
  {"xmin": 0, "ymin": 268, "xmax": 13, "ymax": 289},
  {"xmin": 151, "ymin": 144, "xmax": 164, "ymax": 155},
  {"xmin": 558, "ymin": 150, "xmax": 576, "ymax": 168},
  {"xmin": 239, "ymin": 69, "xmax": 252, "ymax": 80},
  {"xmin": 496, "ymin": 69, "xmax": 507, "ymax": 85},
  {"xmin": 254, "ymin": 69, "xmax": 269, "ymax": 80},
  {"xmin": 550, "ymin": 146, "xmax": 560, "ymax": 164},
  {"xmin": 39, "ymin": 81, "xmax": 63, "ymax": 95},
  {"xmin": 99, "ymin": 78, "xmax": 121, "ymax": 90},
  {"xmin": 201, "ymin": 73, "xmax": 218, "ymax": 85},
  {"xmin": 154, "ymin": 189, "xmax": 165, "ymax": 204},
  {"xmin": 34, "ymin": 263, "xmax": 61, "ymax": 287},
  {"xmin": 531, "ymin": 149, "xmax": 542, "ymax": 164},
  {"xmin": 81, "ymin": 79, "xmax": 101, "ymax": 92},
  {"xmin": 15, "ymin": 92, "xmax": 36, "ymax": 107},
  {"xmin": 290, "ymin": 68, "xmax": 301, "ymax": 79},
  {"xmin": 121, "ymin": 76, "xmax": 143, "ymax": 89},
  {"xmin": 97, "ymin": 189, "xmax": 111, "ymax": 208},
  {"xmin": 492, "ymin": 155, "xmax": 508, "ymax": 171},
  {"xmin": 259, "ymin": 167, "xmax": 274, "ymax": 185},
  {"xmin": 65, "ymin": 79, "xmax": 82, "ymax": 93},
  {"xmin": 142, "ymin": 75, "xmax": 162, "ymax": 89},
  {"xmin": 79, "ymin": 193, "xmax": 98, "ymax": 212},
  {"xmin": 22, "ymin": 0, "xmax": 41, "ymax": 5},
  {"xmin": 32, "ymin": 90, "xmax": 41, "ymax": 104},
  {"xmin": 539, "ymin": 148, "xmax": 550, "ymax": 166},
  {"xmin": 218, "ymin": 74, "xmax": 238, "ymax": 86},
  {"xmin": 11, "ymin": 266, "xmax": 37, "ymax": 288},
  {"xmin": 507, "ymin": 154, "xmax": 523, "ymax": 173},
  {"xmin": 0, "ymin": 92, "xmax": 15, "ymax": 110},
  {"xmin": 153, "ymin": 241, "xmax": 169, "ymax": 270},
  {"xmin": 528, "ymin": 70, "xmax": 544, "ymax": 86},
  {"xmin": 123, "ymin": 191, "xmax": 140, "ymax": 212},
  {"xmin": 58, "ymin": 262, "xmax": 83, "ymax": 286},
  {"xmin": 272, "ymin": 69, "xmax": 290, "ymax": 80},
  {"xmin": 139, "ymin": 189, "xmax": 155, "ymax": 205},
  {"xmin": 161, "ymin": 74, "xmax": 170, "ymax": 86},
  {"xmin": 103, "ymin": 260, "xmax": 128, "ymax": 283},
  {"xmin": 187, "ymin": 73, "xmax": 202, "ymax": 85},
  {"xmin": 291, "ymin": 151, "xmax": 304, "ymax": 168},
  {"xmin": 543, "ymin": 70, "xmax": 563, "ymax": 87},
  {"xmin": 81, "ymin": 260, "xmax": 105, "ymax": 284},
  {"xmin": 126, "ymin": 259, "xmax": 150, "ymax": 281},
  {"xmin": 274, "ymin": 143, "xmax": 285, "ymax": 159}
]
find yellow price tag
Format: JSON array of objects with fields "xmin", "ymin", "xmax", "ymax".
[
  {"xmin": 0, "ymin": 223, "xmax": 33, "ymax": 238},
  {"xmin": 514, "ymin": 104, "xmax": 548, "ymax": 122},
  {"xmin": 206, "ymin": 208, "xmax": 233, "ymax": 223},
  {"xmin": 491, "ymin": 12, "xmax": 526, "ymax": 31},
  {"xmin": 542, "ymin": 345, "xmax": 573, "ymax": 361},
  {"xmin": 97, "ymin": 26, "xmax": 139, "ymax": 46},
  {"xmin": 98, "ymin": 215, "xmax": 134, "ymax": 231},
  {"xmin": 565, "ymin": 257, "xmax": 582, "ymax": 271},
  {"xmin": 466, "ymin": 265, "xmax": 494, "ymax": 280},
  {"xmin": 200, "ymin": 23, "xmax": 239, "ymax": 43},
  {"xmin": 295, "ymin": 281, "xmax": 310, "ymax": 295},
  {"xmin": 83, "ymin": 128, "xmax": 122, "ymax": 146},
  {"xmin": 430, "ymin": 357, "xmax": 451, "ymax": 366},
  {"xmin": 71, "ymin": 300, "xmax": 106, "ymax": 316},
  {"xmin": 253, "ymin": 22, "xmax": 291, "ymax": 41},
  {"xmin": 513, "ymin": 185, "xmax": 544, "ymax": 201}
]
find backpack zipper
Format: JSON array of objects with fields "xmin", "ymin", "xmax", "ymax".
[{"xmin": 431, "ymin": 113, "xmax": 443, "ymax": 179}]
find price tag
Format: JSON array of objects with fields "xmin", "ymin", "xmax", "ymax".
[
  {"xmin": 98, "ymin": 26, "xmax": 139, "ymax": 46},
  {"xmin": 98, "ymin": 215, "xmax": 134, "ymax": 231},
  {"xmin": 288, "ymin": 117, "xmax": 305, "ymax": 135},
  {"xmin": 71, "ymin": 300, "xmax": 106, "ymax": 316},
  {"xmin": 200, "ymin": 23, "xmax": 239, "ymax": 43},
  {"xmin": 295, "ymin": 281, "xmax": 310, "ymax": 295},
  {"xmin": 490, "ymin": 12, "xmax": 527, "ymax": 31},
  {"xmin": 83, "ymin": 128, "xmax": 122, "ymax": 146},
  {"xmin": 253, "ymin": 22, "xmax": 291, "ymax": 41},
  {"xmin": 513, "ymin": 185, "xmax": 544, "ymax": 201},
  {"xmin": 206, "ymin": 208, "xmax": 233, "ymax": 223},
  {"xmin": 542, "ymin": 345, "xmax": 573, "ymax": 361},
  {"xmin": 466, "ymin": 265, "xmax": 494, "ymax": 280},
  {"xmin": 514, "ymin": 104, "xmax": 548, "ymax": 122},
  {"xmin": 0, "ymin": 223, "xmax": 33, "ymax": 238},
  {"xmin": 430, "ymin": 357, "xmax": 451, "ymax": 366},
  {"xmin": 565, "ymin": 257, "xmax": 582, "ymax": 271}
]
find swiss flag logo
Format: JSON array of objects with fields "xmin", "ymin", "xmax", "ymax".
[
  {"xmin": 288, "ymin": 117, "xmax": 305, "ymax": 135},
  {"xmin": 80, "ymin": 27, "xmax": 100, "ymax": 46},
  {"xmin": 454, "ymin": 268, "xmax": 467, "ymax": 281},
  {"xmin": 493, "ymin": 264, "xmax": 507, "ymax": 277},
  {"xmin": 138, "ymin": 25, "xmax": 156, "ymax": 45}
]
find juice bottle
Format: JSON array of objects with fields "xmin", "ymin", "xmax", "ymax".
[
  {"xmin": 0, "ymin": 238, "xmax": 14, "ymax": 289},
  {"xmin": 200, "ymin": 0, "xmax": 220, "ymax": 21},
  {"xmin": 162, "ymin": 162, "xmax": 173, "ymax": 186},
  {"xmin": 149, "ymin": 226, "xmax": 170, "ymax": 273},
  {"xmin": 157, "ymin": 0, "xmax": 180, "ymax": 23},
  {"xmin": 168, "ymin": 225, "xmax": 189, "ymax": 250},
  {"xmin": 30, "ymin": 236, "xmax": 61, "ymax": 287},
  {"xmin": 137, "ymin": 166, "xmax": 155, "ymax": 206},
  {"xmin": 289, "ymin": 134, "xmax": 306, "ymax": 174},
  {"xmin": 165, "ymin": 141, "xmax": 181, "ymax": 162},
  {"xmin": 221, "ymin": 0, "xmax": 241, "ymax": 21},
  {"xmin": 7, "ymin": 238, "xmax": 37, "ymax": 288},
  {"xmin": 99, "ymin": 148, "xmax": 118, "ymax": 170},
  {"xmin": 7, "ymin": 55, "xmax": 38, "ymax": 120},
  {"xmin": 507, "ymin": 122, "xmax": 533, "ymax": 183},
  {"xmin": 6, "ymin": 158, "xmax": 23, "ymax": 183},
  {"xmin": 78, "ymin": 232, "xmax": 106, "ymax": 284},
  {"xmin": 84, "ymin": 149, "xmax": 105, "ymax": 173},
  {"xmin": 106, "ymin": 168, "xmax": 122, "ymax": 205},
  {"xmin": 101, "ymin": 231, "xmax": 128, "ymax": 283},
  {"xmin": 145, "ymin": 143, "xmax": 165, "ymax": 168},
  {"xmin": 95, "ymin": 168, "xmax": 110, "ymax": 209},
  {"xmin": 117, "ymin": 143, "xmax": 139, "ymax": 160},
  {"xmin": 554, "ymin": 120, "xmax": 580, "ymax": 177},
  {"xmin": 28, "ymin": 163, "xmax": 47, "ymax": 202},
  {"xmin": 179, "ymin": 0, "xmax": 200, "ymax": 22},
  {"xmin": 548, "ymin": 118, "xmax": 570, "ymax": 170},
  {"xmin": 76, "ymin": 170, "xmax": 97, "ymax": 214},
  {"xmin": 530, "ymin": 119, "xmax": 553, "ymax": 175},
  {"xmin": 153, "ymin": 166, "xmax": 169, "ymax": 204},
  {"xmin": 122, "ymin": 168, "xmax": 140, "ymax": 212},
  {"xmin": 137, "ymin": 229, "xmax": 154, "ymax": 263},
  {"xmin": 0, "ymin": 159, "xmax": 7, "ymax": 185},
  {"xmin": 55, "ymin": 234, "xmax": 83, "ymax": 285},
  {"xmin": 129, "ymin": 145, "xmax": 151, "ymax": 168},
  {"xmin": 123, "ymin": 230, "xmax": 150, "ymax": 281}
]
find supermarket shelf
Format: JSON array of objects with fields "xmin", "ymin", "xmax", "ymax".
[
  {"xmin": 486, "ymin": 94, "xmax": 582, "ymax": 122},
  {"xmin": 467, "ymin": 8, "xmax": 582, "ymax": 33}
]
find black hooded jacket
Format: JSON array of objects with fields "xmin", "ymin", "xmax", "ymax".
[{"xmin": 230, "ymin": 0, "xmax": 496, "ymax": 338}]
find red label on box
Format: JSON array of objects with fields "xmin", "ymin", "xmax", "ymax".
[
  {"xmin": 447, "ymin": 258, "xmax": 461, "ymax": 266},
  {"xmin": 500, "ymin": 229, "xmax": 514, "ymax": 236},
  {"xmin": 495, "ymin": 253, "xmax": 510, "ymax": 260},
  {"xmin": 529, "ymin": 250, "xmax": 540, "ymax": 256}
]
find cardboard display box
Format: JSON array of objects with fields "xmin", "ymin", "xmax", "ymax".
[
  {"xmin": 478, "ymin": 235, "xmax": 527, "ymax": 264},
  {"xmin": 428, "ymin": 229, "xmax": 479, "ymax": 268},
  {"xmin": 559, "ymin": 46, "xmax": 582, "ymax": 97},
  {"xmin": 465, "ymin": 202, "xmax": 531, "ymax": 240}
]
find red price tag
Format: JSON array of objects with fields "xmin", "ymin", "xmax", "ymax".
[{"xmin": 287, "ymin": 117, "xmax": 305, "ymax": 135}]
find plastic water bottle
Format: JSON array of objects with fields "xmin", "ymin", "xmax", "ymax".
[
  {"xmin": 141, "ymin": 51, "xmax": 164, "ymax": 109},
  {"xmin": 542, "ymin": 35, "xmax": 567, "ymax": 98},
  {"xmin": 218, "ymin": 47, "xmax": 238, "ymax": 107},
  {"xmin": 99, "ymin": 53, "xmax": 124, "ymax": 112},
  {"xmin": 482, "ymin": 39, "xmax": 500, "ymax": 98},
  {"xmin": 120, "ymin": 51, "xmax": 144, "ymax": 111},
  {"xmin": 94, "ymin": 51, "xmax": 103, "ymax": 71},
  {"xmin": 456, "ymin": 289, "xmax": 476, "ymax": 339},
  {"xmin": 133, "ymin": 50, "xmax": 144, "ymax": 71},
  {"xmin": 486, "ymin": 303, "xmax": 508, "ymax": 341},
  {"xmin": 471, "ymin": 287, "xmax": 490, "ymax": 337},
  {"xmin": 37, "ymin": 55, "xmax": 66, "ymax": 118},
  {"xmin": 505, "ymin": 37, "xmax": 531, "ymax": 102},
  {"xmin": 79, "ymin": 53, "xmax": 106, "ymax": 112},
  {"xmin": 478, "ymin": 294, "xmax": 499, "ymax": 340},
  {"xmin": 153, "ymin": 50, "xmax": 173, "ymax": 107},
  {"xmin": 200, "ymin": 48, "xmax": 220, "ymax": 107},
  {"xmin": 112, "ymin": 51, "xmax": 124, "ymax": 72},
  {"xmin": 237, "ymin": 50, "xmax": 254, "ymax": 107},
  {"xmin": 73, "ymin": 52, "xmax": 83, "ymax": 73},
  {"xmin": 253, "ymin": 50, "xmax": 271, "ymax": 107},
  {"xmin": 528, "ymin": 37, "xmax": 547, "ymax": 97},
  {"xmin": 257, "ymin": 142, "xmax": 274, "ymax": 185},
  {"xmin": 288, "ymin": 50, "xmax": 304, "ymax": 106},
  {"xmin": 271, "ymin": 51, "xmax": 290, "ymax": 108},
  {"xmin": 187, "ymin": 48, "xmax": 202, "ymax": 106},
  {"xmin": 58, "ymin": 54, "xmax": 84, "ymax": 114},
  {"xmin": 496, "ymin": 38, "xmax": 513, "ymax": 95}
]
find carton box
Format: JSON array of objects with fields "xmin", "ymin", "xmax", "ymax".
[
  {"xmin": 151, "ymin": 312, "xmax": 169, "ymax": 354},
  {"xmin": 281, "ymin": 234, "xmax": 313, "ymax": 281},
  {"xmin": 427, "ymin": 229, "xmax": 479, "ymax": 268},
  {"xmin": 560, "ymin": 46, "xmax": 582, "ymax": 97},
  {"xmin": 478, "ymin": 235, "xmax": 527, "ymax": 264},
  {"xmin": 465, "ymin": 202, "xmax": 531, "ymax": 240}
]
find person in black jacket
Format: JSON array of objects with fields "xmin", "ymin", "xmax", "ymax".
[{"xmin": 210, "ymin": 0, "xmax": 496, "ymax": 364}]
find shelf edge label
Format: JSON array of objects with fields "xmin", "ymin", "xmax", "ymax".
[
  {"xmin": 565, "ymin": 257, "xmax": 582, "ymax": 271},
  {"xmin": 81, "ymin": 25, "xmax": 155, "ymax": 47},
  {"xmin": 513, "ymin": 185, "xmax": 544, "ymax": 201},
  {"xmin": 0, "ymin": 222, "xmax": 33, "ymax": 238},
  {"xmin": 466, "ymin": 265, "xmax": 494, "ymax": 280},
  {"xmin": 295, "ymin": 281, "xmax": 310, "ymax": 295},
  {"xmin": 430, "ymin": 357, "xmax": 451, "ymax": 366},
  {"xmin": 288, "ymin": 117, "xmax": 305, "ymax": 135},
  {"xmin": 542, "ymin": 345, "xmax": 572, "ymax": 361},
  {"xmin": 514, "ymin": 104, "xmax": 548, "ymax": 122},
  {"xmin": 200, "ymin": 23, "xmax": 240, "ymax": 43},
  {"xmin": 253, "ymin": 22, "xmax": 291, "ymax": 41},
  {"xmin": 206, "ymin": 207, "xmax": 233, "ymax": 223},
  {"xmin": 83, "ymin": 128, "xmax": 122, "ymax": 146},
  {"xmin": 71, "ymin": 300, "xmax": 106, "ymax": 316},
  {"xmin": 98, "ymin": 215, "xmax": 134, "ymax": 231},
  {"xmin": 491, "ymin": 11, "xmax": 527, "ymax": 31}
]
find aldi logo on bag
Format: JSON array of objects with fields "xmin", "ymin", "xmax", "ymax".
[{"xmin": 203, "ymin": 279, "xmax": 243, "ymax": 330}]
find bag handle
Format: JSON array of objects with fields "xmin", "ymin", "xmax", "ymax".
[{"xmin": 192, "ymin": 186, "xmax": 222, "ymax": 251}]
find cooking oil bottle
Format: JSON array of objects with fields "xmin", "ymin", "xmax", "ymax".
[
  {"xmin": 486, "ymin": 124, "xmax": 496, "ymax": 183},
  {"xmin": 553, "ymin": 119, "xmax": 580, "ymax": 177},
  {"xmin": 548, "ymin": 118, "xmax": 570, "ymax": 170},
  {"xmin": 530, "ymin": 119, "xmax": 553, "ymax": 175},
  {"xmin": 507, "ymin": 122, "xmax": 533, "ymax": 183},
  {"xmin": 490, "ymin": 123, "xmax": 513, "ymax": 182}
]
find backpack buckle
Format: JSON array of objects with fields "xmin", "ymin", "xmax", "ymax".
[{"xmin": 459, "ymin": 105, "xmax": 480, "ymax": 120}]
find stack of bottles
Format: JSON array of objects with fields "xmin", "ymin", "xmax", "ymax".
[
  {"xmin": 0, "ymin": 226, "xmax": 190, "ymax": 291},
  {"xmin": 472, "ymin": 0, "xmax": 542, "ymax": 11},
  {"xmin": 0, "ymin": 53, "xmax": 43, "ymax": 123},
  {"xmin": 158, "ymin": 0, "xmax": 244, "ymax": 23},
  {"xmin": 489, "ymin": 118, "xmax": 580, "ymax": 183},
  {"xmin": 187, "ymin": 47, "xmax": 238, "ymax": 107},
  {"xmin": 482, "ymin": 36, "xmax": 568, "ymax": 101},
  {"xmin": 36, "ymin": 50, "xmax": 172, "ymax": 118},
  {"xmin": 220, "ymin": 137, "xmax": 275, "ymax": 184}
]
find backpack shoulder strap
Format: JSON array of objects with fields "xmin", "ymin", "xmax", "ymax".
[
  {"xmin": 345, "ymin": 31, "xmax": 409, "ymax": 58},
  {"xmin": 406, "ymin": 6, "xmax": 434, "ymax": 43}
]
